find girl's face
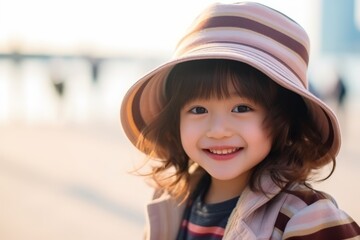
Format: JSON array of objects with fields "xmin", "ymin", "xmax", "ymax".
[{"xmin": 180, "ymin": 89, "xmax": 272, "ymax": 184}]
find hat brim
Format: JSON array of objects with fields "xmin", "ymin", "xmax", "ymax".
[{"xmin": 120, "ymin": 43, "xmax": 341, "ymax": 156}]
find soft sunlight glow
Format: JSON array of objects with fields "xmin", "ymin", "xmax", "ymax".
[
  {"xmin": 0, "ymin": 0, "xmax": 318, "ymax": 123},
  {"xmin": 0, "ymin": 0, "xmax": 315, "ymax": 55}
]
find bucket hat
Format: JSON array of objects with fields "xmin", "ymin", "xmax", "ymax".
[{"xmin": 120, "ymin": 2, "xmax": 341, "ymax": 156}]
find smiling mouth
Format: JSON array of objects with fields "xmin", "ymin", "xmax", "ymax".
[{"xmin": 207, "ymin": 147, "xmax": 240, "ymax": 155}]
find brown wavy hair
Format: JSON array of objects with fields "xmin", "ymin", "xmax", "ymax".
[{"xmin": 137, "ymin": 59, "xmax": 335, "ymax": 199}]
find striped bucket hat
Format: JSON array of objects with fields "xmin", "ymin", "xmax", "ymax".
[{"xmin": 120, "ymin": 2, "xmax": 341, "ymax": 156}]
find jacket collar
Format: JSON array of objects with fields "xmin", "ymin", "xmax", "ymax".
[
  {"xmin": 223, "ymin": 174, "xmax": 283, "ymax": 239},
  {"xmin": 145, "ymin": 167, "xmax": 283, "ymax": 240}
]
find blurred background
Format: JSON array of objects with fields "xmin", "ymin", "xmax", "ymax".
[{"xmin": 0, "ymin": 0, "xmax": 359, "ymax": 239}]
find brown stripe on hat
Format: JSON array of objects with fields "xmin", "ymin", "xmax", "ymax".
[
  {"xmin": 178, "ymin": 40, "xmax": 306, "ymax": 88},
  {"xmin": 121, "ymin": 82, "xmax": 143, "ymax": 145},
  {"xmin": 178, "ymin": 16, "xmax": 308, "ymax": 63},
  {"xmin": 176, "ymin": 30, "xmax": 307, "ymax": 88},
  {"xmin": 131, "ymin": 80, "xmax": 148, "ymax": 132}
]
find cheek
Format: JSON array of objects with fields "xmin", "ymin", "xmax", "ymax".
[
  {"xmin": 180, "ymin": 122, "xmax": 190, "ymax": 157},
  {"xmin": 245, "ymin": 122, "xmax": 273, "ymax": 150},
  {"xmin": 257, "ymin": 128, "xmax": 273, "ymax": 154},
  {"xmin": 180, "ymin": 117, "xmax": 201, "ymax": 154},
  {"xmin": 180, "ymin": 119, "xmax": 193, "ymax": 144}
]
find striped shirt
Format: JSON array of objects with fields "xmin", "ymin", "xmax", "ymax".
[{"xmin": 176, "ymin": 175, "xmax": 238, "ymax": 240}]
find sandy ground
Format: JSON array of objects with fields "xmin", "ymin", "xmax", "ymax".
[
  {"xmin": 0, "ymin": 122, "xmax": 152, "ymax": 240},
  {"xmin": 0, "ymin": 106, "xmax": 359, "ymax": 239}
]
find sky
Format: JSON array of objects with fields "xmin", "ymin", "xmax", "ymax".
[{"xmin": 0, "ymin": 0, "xmax": 319, "ymax": 56}]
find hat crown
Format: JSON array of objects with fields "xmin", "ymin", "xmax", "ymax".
[{"xmin": 175, "ymin": 2, "xmax": 310, "ymax": 88}]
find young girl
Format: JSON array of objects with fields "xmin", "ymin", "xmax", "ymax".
[{"xmin": 120, "ymin": 2, "xmax": 360, "ymax": 239}]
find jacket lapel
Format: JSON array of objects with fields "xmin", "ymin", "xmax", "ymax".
[{"xmin": 223, "ymin": 174, "xmax": 282, "ymax": 239}]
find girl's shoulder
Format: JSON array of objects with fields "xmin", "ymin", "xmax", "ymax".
[
  {"xmin": 274, "ymin": 184, "xmax": 360, "ymax": 239},
  {"xmin": 280, "ymin": 183, "xmax": 338, "ymax": 210}
]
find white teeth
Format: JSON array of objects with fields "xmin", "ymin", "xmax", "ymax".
[{"xmin": 209, "ymin": 148, "xmax": 239, "ymax": 155}]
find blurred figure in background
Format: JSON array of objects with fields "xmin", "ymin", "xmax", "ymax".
[
  {"xmin": 333, "ymin": 72, "xmax": 347, "ymax": 112},
  {"xmin": 49, "ymin": 58, "xmax": 67, "ymax": 120},
  {"xmin": 89, "ymin": 57, "xmax": 101, "ymax": 85},
  {"xmin": 320, "ymin": 70, "xmax": 349, "ymax": 129},
  {"xmin": 331, "ymin": 72, "xmax": 348, "ymax": 133}
]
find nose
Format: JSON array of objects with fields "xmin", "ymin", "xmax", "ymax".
[{"xmin": 206, "ymin": 114, "xmax": 233, "ymax": 139}]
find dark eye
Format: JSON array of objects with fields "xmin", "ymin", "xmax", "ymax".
[
  {"xmin": 232, "ymin": 105, "xmax": 252, "ymax": 113},
  {"xmin": 190, "ymin": 106, "xmax": 208, "ymax": 114}
]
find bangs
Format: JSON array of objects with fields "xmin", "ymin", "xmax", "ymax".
[{"xmin": 165, "ymin": 59, "xmax": 276, "ymax": 109}]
